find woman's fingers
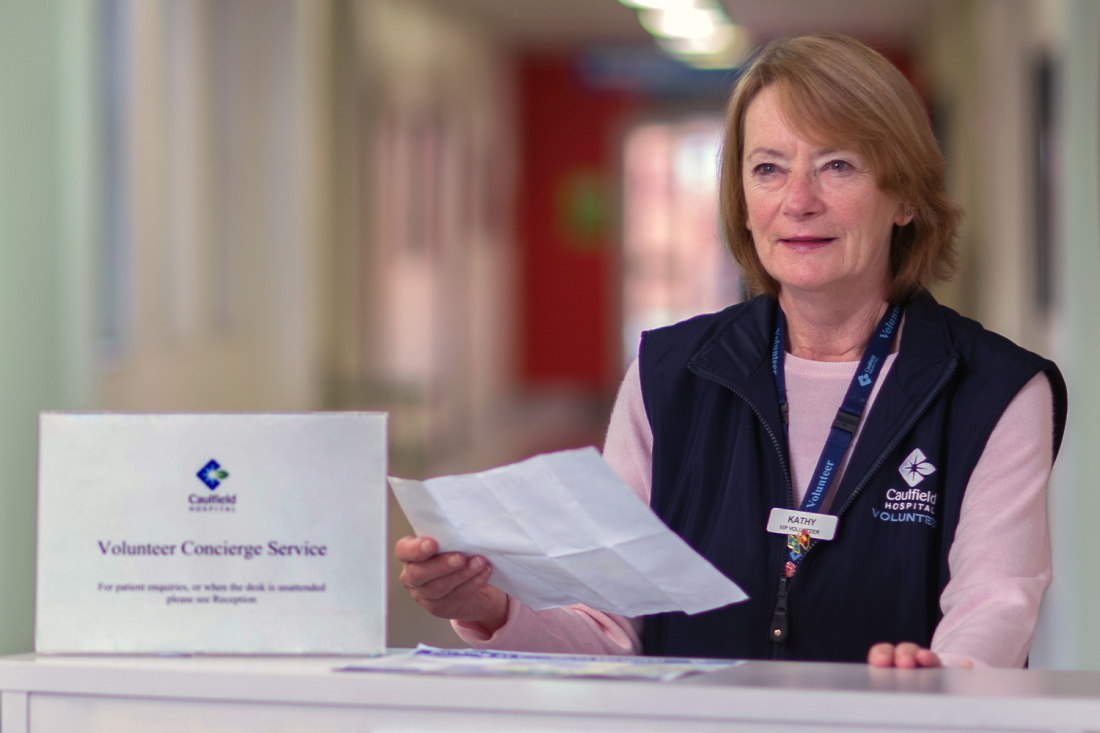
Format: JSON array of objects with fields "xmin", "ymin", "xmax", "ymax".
[
  {"xmin": 892, "ymin": 642, "xmax": 923, "ymax": 668},
  {"xmin": 394, "ymin": 535, "xmax": 437, "ymax": 563},
  {"xmin": 867, "ymin": 642, "xmax": 896, "ymax": 667},
  {"xmin": 867, "ymin": 641, "xmax": 942, "ymax": 668},
  {"xmin": 400, "ymin": 550, "xmax": 466, "ymax": 589},
  {"xmin": 410, "ymin": 556, "xmax": 489, "ymax": 601},
  {"xmin": 415, "ymin": 563, "xmax": 495, "ymax": 617},
  {"xmin": 408, "ymin": 557, "xmax": 502, "ymax": 625},
  {"xmin": 393, "ymin": 535, "xmax": 506, "ymax": 628},
  {"xmin": 913, "ymin": 648, "xmax": 943, "ymax": 667},
  {"xmin": 395, "ymin": 534, "xmax": 461, "ymax": 594}
]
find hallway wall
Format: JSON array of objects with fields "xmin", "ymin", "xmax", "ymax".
[{"xmin": 0, "ymin": 0, "xmax": 71, "ymax": 655}]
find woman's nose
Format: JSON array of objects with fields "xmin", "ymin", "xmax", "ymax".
[{"xmin": 782, "ymin": 169, "xmax": 822, "ymax": 217}]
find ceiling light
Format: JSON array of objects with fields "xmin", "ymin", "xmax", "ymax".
[
  {"xmin": 617, "ymin": 0, "xmax": 703, "ymax": 11},
  {"xmin": 659, "ymin": 26, "xmax": 734, "ymax": 55},
  {"xmin": 624, "ymin": 0, "xmax": 752, "ymax": 70},
  {"xmin": 638, "ymin": 7, "xmax": 725, "ymax": 40},
  {"xmin": 657, "ymin": 22, "xmax": 752, "ymax": 69}
]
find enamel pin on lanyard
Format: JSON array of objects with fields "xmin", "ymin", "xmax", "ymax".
[{"xmin": 766, "ymin": 303, "xmax": 903, "ymax": 578}]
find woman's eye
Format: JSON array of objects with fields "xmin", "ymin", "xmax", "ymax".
[
  {"xmin": 826, "ymin": 159, "xmax": 852, "ymax": 172},
  {"xmin": 753, "ymin": 163, "xmax": 777, "ymax": 175}
]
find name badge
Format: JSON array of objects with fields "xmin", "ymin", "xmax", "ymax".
[{"xmin": 766, "ymin": 508, "xmax": 838, "ymax": 541}]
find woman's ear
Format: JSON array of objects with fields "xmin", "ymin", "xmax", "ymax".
[{"xmin": 895, "ymin": 202, "xmax": 914, "ymax": 227}]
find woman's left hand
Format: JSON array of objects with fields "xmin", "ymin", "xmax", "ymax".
[{"xmin": 867, "ymin": 642, "xmax": 942, "ymax": 668}]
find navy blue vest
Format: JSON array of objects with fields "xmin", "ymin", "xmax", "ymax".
[{"xmin": 639, "ymin": 293, "xmax": 1067, "ymax": 662}]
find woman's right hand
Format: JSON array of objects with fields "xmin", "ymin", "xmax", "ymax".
[{"xmin": 395, "ymin": 536, "xmax": 509, "ymax": 634}]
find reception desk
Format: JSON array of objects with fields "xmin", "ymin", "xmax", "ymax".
[{"xmin": 0, "ymin": 653, "xmax": 1099, "ymax": 732}]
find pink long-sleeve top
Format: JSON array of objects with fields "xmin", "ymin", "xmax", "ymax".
[{"xmin": 454, "ymin": 352, "xmax": 1055, "ymax": 668}]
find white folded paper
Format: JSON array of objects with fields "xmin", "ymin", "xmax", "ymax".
[{"xmin": 389, "ymin": 447, "xmax": 747, "ymax": 616}]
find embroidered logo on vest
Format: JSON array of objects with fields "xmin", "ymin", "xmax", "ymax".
[
  {"xmin": 869, "ymin": 449, "xmax": 941, "ymax": 527},
  {"xmin": 872, "ymin": 486, "xmax": 939, "ymax": 527},
  {"xmin": 899, "ymin": 448, "xmax": 936, "ymax": 487}
]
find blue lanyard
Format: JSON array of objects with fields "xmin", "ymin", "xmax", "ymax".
[{"xmin": 771, "ymin": 303, "xmax": 903, "ymax": 515}]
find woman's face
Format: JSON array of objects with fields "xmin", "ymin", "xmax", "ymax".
[{"xmin": 741, "ymin": 86, "xmax": 911, "ymax": 301}]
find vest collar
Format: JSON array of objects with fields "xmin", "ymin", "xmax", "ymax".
[
  {"xmin": 686, "ymin": 296, "xmax": 786, "ymax": 445},
  {"xmin": 687, "ymin": 291, "xmax": 959, "ymax": 512},
  {"xmin": 688, "ymin": 292, "xmax": 957, "ymax": 394}
]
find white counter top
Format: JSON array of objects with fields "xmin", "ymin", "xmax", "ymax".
[{"xmin": 0, "ymin": 652, "xmax": 1098, "ymax": 732}]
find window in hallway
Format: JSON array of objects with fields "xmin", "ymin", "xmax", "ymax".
[{"xmin": 621, "ymin": 117, "xmax": 742, "ymax": 367}]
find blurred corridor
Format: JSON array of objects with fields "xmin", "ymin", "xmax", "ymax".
[{"xmin": 2, "ymin": 0, "xmax": 1100, "ymax": 664}]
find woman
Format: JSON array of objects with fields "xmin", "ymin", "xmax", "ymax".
[{"xmin": 396, "ymin": 34, "xmax": 1067, "ymax": 668}]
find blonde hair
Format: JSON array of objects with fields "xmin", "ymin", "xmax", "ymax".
[{"xmin": 720, "ymin": 33, "xmax": 962, "ymax": 302}]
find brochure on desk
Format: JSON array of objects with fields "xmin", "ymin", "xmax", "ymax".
[{"xmin": 35, "ymin": 412, "xmax": 388, "ymax": 654}]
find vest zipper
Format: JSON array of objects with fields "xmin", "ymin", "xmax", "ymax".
[
  {"xmin": 769, "ymin": 576, "xmax": 789, "ymax": 644},
  {"xmin": 685, "ymin": 367, "xmax": 794, "ymax": 506},
  {"xmin": 687, "ymin": 365, "xmax": 794, "ymax": 658}
]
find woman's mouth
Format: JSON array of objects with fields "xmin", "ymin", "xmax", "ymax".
[{"xmin": 780, "ymin": 237, "xmax": 835, "ymax": 251}]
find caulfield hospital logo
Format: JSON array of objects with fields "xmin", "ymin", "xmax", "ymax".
[
  {"xmin": 197, "ymin": 459, "xmax": 229, "ymax": 489},
  {"xmin": 190, "ymin": 459, "xmax": 237, "ymax": 512},
  {"xmin": 871, "ymin": 448, "xmax": 939, "ymax": 527},
  {"xmin": 899, "ymin": 448, "xmax": 936, "ymax": 487}
]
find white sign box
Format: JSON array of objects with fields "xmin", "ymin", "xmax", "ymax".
[{"xmin": 35, "ymin": 412, "xmax": 388, "ymax": 654}]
